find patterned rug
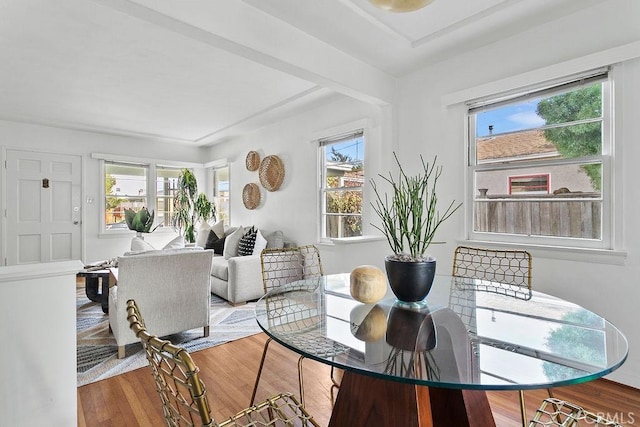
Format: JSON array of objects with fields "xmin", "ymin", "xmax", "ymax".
[{"xmin": 76, "ymin": 285, "xmax": 260, "ymax": 386}]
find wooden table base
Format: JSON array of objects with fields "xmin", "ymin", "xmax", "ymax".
[{"xmin": 329, "ymin": 370, "xmax": 496, "ymax": 427}]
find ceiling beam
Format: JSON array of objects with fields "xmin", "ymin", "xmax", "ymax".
[{"xmin": 90, "ymin": 0, "xmax": 396, "ymax": 106}]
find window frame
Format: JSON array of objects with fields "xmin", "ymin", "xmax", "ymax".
[
  {"xmin": 318, "ymin": 128, "xmax": 365, "ymax": 243},
  {"xmin": 103, "ymin": 160, "xmax": 150, "ymax": 233},
  {"xmin": 155, "ymin": 165, "xmax": 183, "ymax": 232},
  {"xmin": 212, "ymin": 164, "xmax": 230, "ymax": 227},
  {"xmin": 100, "ymin": 158, "xmax": 200, "ymax": 235},
  {"xmin": 465, "ymin": 70, "xmax": 614, "ymax": 250}
]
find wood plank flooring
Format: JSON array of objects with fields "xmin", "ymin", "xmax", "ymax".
[{"xmin": 78, "ymin": 333, "xmax": 640, "ymax": 426}]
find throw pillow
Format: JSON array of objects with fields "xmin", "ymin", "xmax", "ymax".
[
  {"xmin": 210, "ymin": 235, "xmax": 226, "ymax": 255},
  {"xmin": 210, "ymin": 220, "xmax": 225, "ymax": 239},
  {"xmin": 131, "ymin": 236, "xmax": 155, "ymax": 252},
  {"xmin": 265, "ymin": 230, "xmax": 285, "ymax": 249},
  {"xmin": 195, "ymin": 221, "xmax": 212, "ymax": 248},
  {"xmin": 162, "ymin": 235, "xmax": 185, "ymax": 250},
  {"xmin": 204, "ymin": 230, "xmax": 220, "ymax": 249},
  {"xmin": 253, "ymin": 229, "xmax": 268, "ymax": 255},
  {"xmin": 238, "ymin": 227, "xmax": 257, "ymax": 257},
  {"xmin": 223, "ymin": 226, "xmax": 245, "ymax": 259}
]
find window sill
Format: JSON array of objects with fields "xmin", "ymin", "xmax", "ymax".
[
  {"xmin": 460, "ymin": 239, "xmax": 627, "ymax": 265},
  {"xmin": 319, "ymin": 235, "xmax": 386, "ymax": 246}
]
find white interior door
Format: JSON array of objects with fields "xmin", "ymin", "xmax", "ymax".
[{"xmin": 5, "ymin": 150, "xmax": 82, "ymax": 265}]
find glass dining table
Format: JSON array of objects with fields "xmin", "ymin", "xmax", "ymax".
[{"xmin": 254, "ymin": 273, "xmax": 628, "ymax": 427}]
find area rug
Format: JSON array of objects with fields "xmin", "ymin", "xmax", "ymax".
[{"xmin": 76, "ymin": 285, "xmax": 261, "ymax": 386}]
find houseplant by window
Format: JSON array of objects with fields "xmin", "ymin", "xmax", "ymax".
[
  {"xmin": 124, "ymin": 207, "xmax": 159, "ymax": 237},
  {"xmin": 173, "ymin": 168, "xmax": 216, "ymax": 244},
  {"xmin": 371, "ymin": 153, "xmax": 461, "ymax": 305}
]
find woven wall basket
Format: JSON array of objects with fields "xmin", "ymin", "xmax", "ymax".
[
  {"xmin": 246, "ymin": 151, "xmax": 260, "ymax": 171},
  {"xmin": 242, "ymin": 183, "xmax": 261, "ymax": 210},
  {"xmin": 259, "ymin": 155, "xmax": 285, "ymax": 191}
]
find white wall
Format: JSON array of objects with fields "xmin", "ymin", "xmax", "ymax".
[
  {"xmin": 0, "ymin": 120, "xmax": 209, "ymax": 263},
  {"xmin": 396, "ymin": 0, "xmax": 640, "ymax": 388},
  {"xmin": 205, "ymin": 96, "xmax": 393, "ymax": 273}
]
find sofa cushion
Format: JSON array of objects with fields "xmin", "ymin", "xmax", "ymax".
[
  {"xmin": 253, "ymin": 230, "xmax": 268, "ymax": 255},
  {"xmin": 238, "ymin": 227, "xmax": 257, "ymax": 256},
  {"xmin": 131, "ymin": 236, "xmax": 155, "ymax": 252},
  {"xmin": 195, "ymin": 222, "xmax": 211, "ymax": 248},
  {"xmin": 210, "ymin": 257, "xmax": 229, "ymax": 281},
  {"xmin": 265, "ymin": 230, "xmax": 284, "ymax": 249},
  {"xmin": 162, "ymin": 235, "xmax": 185, "ymax": 250},
  {"xmin": 223, "ymin": 226, "xmax": 245, "ymax": 259}
]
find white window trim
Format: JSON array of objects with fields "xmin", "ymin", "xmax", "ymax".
[
  {"xmin": 463, "ymin": 68, "xmax": 622, "ymax": 254},
  {"xmin": 314, "ymin": 119, "xmax": 371, "ymax": 244},
  {"xmin": 95, "ymin": 153, "xmax": 201, "ymax": 237}
]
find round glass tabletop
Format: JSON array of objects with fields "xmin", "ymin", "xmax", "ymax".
[{"xmin": 255, "ymin": 274, "xmax": 628, "ymax": 390}]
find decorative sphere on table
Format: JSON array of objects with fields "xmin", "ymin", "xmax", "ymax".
[
  {"xmin": 350, "ymin": 304, "xmax": 387, "ymax": 342},
  {"xmin": 350, "ymin": 265, "xmax": 387, "ymax": 304}
]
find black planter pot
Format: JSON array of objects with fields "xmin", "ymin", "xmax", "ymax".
[{"xmin": 384, "ymin": 256, "xmax": 436, "ymax": 304}]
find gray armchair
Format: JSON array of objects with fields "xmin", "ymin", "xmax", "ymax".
[{"xmin": 109, "ymin": 249, "xmax": 214, "ymax": 358}]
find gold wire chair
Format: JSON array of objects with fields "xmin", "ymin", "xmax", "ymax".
[
  {"xmin": 250, "ymin": 245, "xmax": 344, "ymax": 407},
  {"xmin": 452, "ymin": 245, "xmax": 533, "ymax": 300},
  {"xmin": 126, "ymin": 299, "xmax": 319, "ymax": 427},
  {"xmin": 529, "ymin": 398, "xmax": 623, "ymax": 426},
  {"xmin": 452, "ymin": 245, "xmax": 534, "ymax": 426}
]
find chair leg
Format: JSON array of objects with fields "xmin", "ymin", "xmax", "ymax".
[
  {"xmin": 203, "ymin": 326, "xmax": 209, "ymax": 337},
  {"xmin": 118, "ymin": 345, "xmax": 125, "ymax": 359},
  {"xmin": 250, "ymin": 337, "xmax": 272, "ymax": 406},
  {"xmin": 298, "ymin": 356, "xmax": 306, "ymax": 408},
  {"xmin": 519, "ymin": 390, "xmax": 527, "ymax": 427}
]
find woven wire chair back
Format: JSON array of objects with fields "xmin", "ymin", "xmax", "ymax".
[
  {"xmin": 127, "ymin": 299, "xmax": 320, "ymax": 427},
  {"xmin": 126, "ymin": 299, "xmax": 213, "ymax": 427},
  {"xmin": 452, "ymin": 246, "xmax": 532, "ymax": 300},
  {"xmin": 260, "ymin": 245, "xmax": 324, "ymax": 293},
  {"xmin": 529, "ymin": 398, "xmax": 623, "ymax": 426}
]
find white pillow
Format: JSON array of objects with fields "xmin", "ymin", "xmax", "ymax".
[
  {"xmin": 131, "ymin": 236, "xmax": 155, "ymax": 252},
  {"xmin": 162, "ymin": 235, "xmax": 185, "ymax": 250},
  {"xmin": 253, "ymin": 229, "xmax": 268, "ymax": 255},
  {"xmin": 223, "ymin": 226, "xmax": 245, "ymax": 259},
  {"xmin": 195, "ymin": 222, "xmax": 212, "ymax": 248},
  {"xmin": 210, "ymin": 220, "xmax": 225, "ymax": 239}
]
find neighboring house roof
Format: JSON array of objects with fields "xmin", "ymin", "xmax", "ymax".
[{"xmin": 477, "ymin": 129, "xmax": 558, "ymax": 162}]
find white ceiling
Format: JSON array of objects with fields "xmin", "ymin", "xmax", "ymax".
[{"xmin": 0, "ymin": 0, "xmax": 604, "ymax": 146}]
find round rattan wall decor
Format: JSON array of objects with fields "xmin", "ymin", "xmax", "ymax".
[
  {"xmin": 242, "ymin": 183, "xmax": 261, "ymax": 210},
  {"xmin": 246, "ymin": 151, "xmax": 260, "ymax": 171},
  {"xmin": 259, "ymin": 155, "xmax": 285, "ymax": 191}
]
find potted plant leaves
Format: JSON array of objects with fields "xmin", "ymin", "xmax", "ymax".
[
  {"xmin": 173, "ymin": 168, "xmax": 216, "ymax": 244},
  {"xmin": 371, "ymin": 153, "xmax": 461, "ymax": 305},
  {"xmin": 124, "ymin": 207, "xmax": 160, "ymax": 237}
]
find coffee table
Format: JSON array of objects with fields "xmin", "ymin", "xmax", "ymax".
[{"xmin": 77, "ymin": 268, "xmax": 116, "ymax": 313}]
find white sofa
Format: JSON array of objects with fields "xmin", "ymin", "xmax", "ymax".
[
  {"xmin": 109, "ymin": 248, "xmax": 214, "ymax": 358},
  {"xmin": 207, "ymin": 227, "xmax": 288, "ymax": 305}
]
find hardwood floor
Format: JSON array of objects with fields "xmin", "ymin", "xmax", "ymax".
[{"xmin": 78, "ymin": 333, "xmax": 640, "ymax": 426}]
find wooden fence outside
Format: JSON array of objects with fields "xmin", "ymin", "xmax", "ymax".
[{"xmin": 474, "ymin": 193, "xmax": 601, "ymax": 239}]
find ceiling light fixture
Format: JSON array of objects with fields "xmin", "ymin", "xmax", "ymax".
[{"xmin": 368, "ymin": 0, "xmax": 435, "ymax": 13}]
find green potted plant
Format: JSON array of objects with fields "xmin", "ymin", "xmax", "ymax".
[
  {"xmin": 371, "ymin": 153, "xmax": 461, "ymax": 305},
  {"xmin": 124, "ymin": 207, "xmax": 160, "ymax": 237},
  {"xmin": 173, "ymin": 168, "xmax": 216, "ymax": 244}
]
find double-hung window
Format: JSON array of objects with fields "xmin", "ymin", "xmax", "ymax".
[
  {"xmin": 212, "ymin": 165, "xmax": 230, "ymax": 226},
  {"xmin": 105, "ymin": 161, "xmax": 149, "ymax": 230},
  {"xmin": 467, "ymin": 69, "xmax": 612, "ymax": 249},
  {"xmin": 319, "ymin": 130, "xmax": 365, "ymax": 240},
  {"xmin": 155, "ymin": 166, "xmax": 182, "ymax": 230}
]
